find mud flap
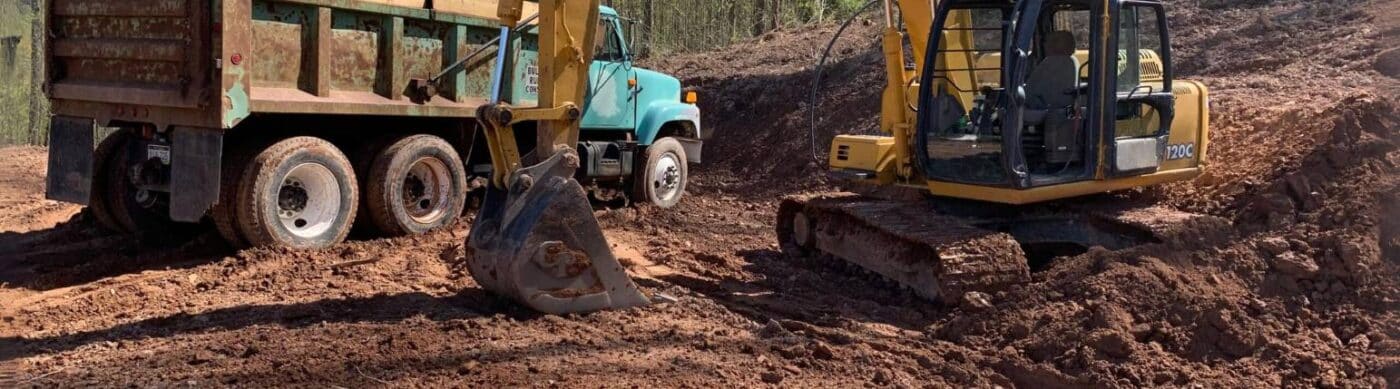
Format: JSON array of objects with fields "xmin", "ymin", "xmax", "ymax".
[
  {"xmin": 45, "ymin": 116, "xmax": 96, "ymax": 205},
  {"xmin": 170, "ymin": 127, "xmax": 223, "ymax": 222},
  {"xmin": 466, "ymin": 147, "xmax": 651, "ymax": 314}
]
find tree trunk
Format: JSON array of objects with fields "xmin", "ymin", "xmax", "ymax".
[
  {"xmin": 752, "ymin": 0, "xmax": 766, "ymax": 36},
  {"xmin": 30, "ymin": 0, "xmax": 48, "ymax": 145},
  {"xmin": 642, "ymin": 0, "xmax": 654, "ymax": 57},
  {"xmin": 771, "ymin": 0, "xmax": 783, "ymax": 31}
]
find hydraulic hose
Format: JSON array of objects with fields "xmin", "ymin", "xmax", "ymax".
[{"xmin": 809, "ymin": 0, "xmax": 881, "ymax": 168}]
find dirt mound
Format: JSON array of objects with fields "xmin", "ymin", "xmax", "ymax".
[
  {"xmin": 646, "ymin": 22, "xmax": 885, "ymax": 197},
  {"xmin": 941, "ymin": 95, "xmax": 1398, "ymax": 387}
]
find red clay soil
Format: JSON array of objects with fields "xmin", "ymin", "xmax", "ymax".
[{"xmin": 2, "ymin": 0, "xmax": 1397, "ymax": 387}]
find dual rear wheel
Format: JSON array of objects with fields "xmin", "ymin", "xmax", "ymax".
[{"xmin": 214, "ymin": 135, "xmax": 467, "ymax": 249}]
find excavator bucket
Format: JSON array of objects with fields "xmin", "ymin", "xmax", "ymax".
[{"xmin": 466, "ymin": 146, "xmax": 651, "ymax": 314}]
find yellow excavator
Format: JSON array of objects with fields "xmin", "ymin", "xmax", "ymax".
[
  {"xmin": 777, "ymin": 0, "xmax": 1212, "ymax": 302},
  {"xmin": 469, "ymin": 0, "xmax": 1210, "ymax": 313}
]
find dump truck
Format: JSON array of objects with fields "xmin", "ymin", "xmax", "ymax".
[{"xmin": 42, "ymin": 0, "xmax": 703, "ymax": 250}]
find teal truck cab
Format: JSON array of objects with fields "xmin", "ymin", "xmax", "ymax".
[{"xmin": 564, "ymin": 6, "xmax": 704, "ymax": 208}]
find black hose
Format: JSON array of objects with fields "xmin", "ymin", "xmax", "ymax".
[{"xmin": 809, "ymin": 0, "xmax": 881, "ymax": 168}]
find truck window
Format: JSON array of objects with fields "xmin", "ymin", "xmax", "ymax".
[{"xmin": 595, "ymin": 18, "xmax": 626, "ymax": 62}]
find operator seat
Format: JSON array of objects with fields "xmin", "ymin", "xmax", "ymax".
[{"xmin": 1025, "ymin": 31, "xmax": 1082, "ymax": 164}]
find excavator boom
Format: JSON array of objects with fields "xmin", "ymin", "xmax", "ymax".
[{"xmin": 466, "ymin": 0, "xmax": 650, "ymax": 314}]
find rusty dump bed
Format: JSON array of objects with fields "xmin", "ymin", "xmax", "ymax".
[{"xmin": 48, "ymin": 0, "xmax": 539, "ymax": 130}]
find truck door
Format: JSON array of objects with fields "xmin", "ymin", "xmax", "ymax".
[
  {"xmin": 1105, "ymin": 1, "xmax": 1175, "ymax": 177},
  {"xmin": 580, "ymin": 17, "xmax": 637, "ymax": 130}
]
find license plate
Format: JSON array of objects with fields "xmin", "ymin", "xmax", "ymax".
[{"xmin": 147, "ymin": 145, "xmax": 171, "ymax": 165}]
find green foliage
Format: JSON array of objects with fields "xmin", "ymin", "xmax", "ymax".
[
  {"xmin": 604, "ymin": 0, "xmax": 874, "ymax": 56},
  {"xmin": 0, "ymin": 0, "xmax": 44, "ymax": 146}
]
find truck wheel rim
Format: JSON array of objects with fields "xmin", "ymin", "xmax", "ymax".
[
  {"xmin": 403, "ymin": 157, "xmax": 453, "ymax": 224},
  {"xmin": 278, "ymin": 163, "xmax": 340, "ymax": 239},
  {"xmin": 651, "ymin": 152, "xmax": 682, "ymax": 202}
]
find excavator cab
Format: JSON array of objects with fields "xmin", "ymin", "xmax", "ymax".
[{"xmin": 912, "ymin": 0, "xmax": 1209, "ymax": 203}]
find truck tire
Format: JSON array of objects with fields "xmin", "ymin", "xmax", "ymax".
[
  {"xmin": 235, "ymin": 137, "xmax": 358, "ymax": 249},
  {"xmin": 212, "ymin": 140, "xmax": 259, "ymax": 249},
  {"xmin": 634, "ymin": 137, "xmax": 689, "ymax": 208},
  {"xmin": 88, "ymin": 130, "xmax": 130, "ymax": 232},
  {"xmin": 349, "ymin": 134, "xmax": 398, "ymax": 236},
  {"xmin": 364, "ymin": 135, "xmax": 468, "ymax": 237},
  {"xmin": 104, "ymin": 134, "xmax": 188, "ymax": 236}
]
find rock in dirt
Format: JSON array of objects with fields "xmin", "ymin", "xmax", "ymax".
[
  {"xmin": 1090, "ymin": 330, "xmax": 1135, "ymax": 358},
  {"xmin": 1257, "ymin": 237, "xmax": 1291, "ymax": 256},
  {"xmin": 1348, "ymin": 335, "xmax": 1371, "ymax": 351},
  {"xmin": 758, "ymin": 319, "xmax": 794, "ymax": 338},
  {"xmin": 962, "ymin": 292, "xmax": 994, "ymax": 310},
  {"xmin": 1090, "ymin": 303, "xmax": 1136, "ymax": 333},
  {"xmin": 1271, "ymin": 252, "xmax": 1321, "ymax": 278},
  {"xmin": 760, "ymin": 371, "xmax": 784, "ymax": 384},
  {"xmin": 872, "ymin": 369, "xmax": 893, "ymax": 385},
  {"xmin": 811, "ymin": 342, "xmax": 837, "ymax": 360}
]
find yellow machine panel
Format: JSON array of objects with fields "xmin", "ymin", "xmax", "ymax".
[
  {"xmin": 1162, "ymin": 80, "xmax": 1211, "ymax": 171},
  {"xmin": 831, "ymin": 135, "xmax": 898, "ymax": 182}
]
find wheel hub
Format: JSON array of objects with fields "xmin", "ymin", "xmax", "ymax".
[
  {"xmin": 402, "ymin": 157, "xmax": 452, "ymax": 224},
  {"xmin": 650, "ymin": 153, "xmax": 682, "ymax": 202},
  {"xmin": 277, "ymin": 163, "xmax": 340, "ymax": 238}
]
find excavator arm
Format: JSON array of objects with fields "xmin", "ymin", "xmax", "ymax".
[{"xmin": 466, "ymin": 0, "xmax": 650, "ymax": 314}]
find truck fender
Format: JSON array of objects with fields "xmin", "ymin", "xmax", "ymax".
[{"xmin": 635, "ymin": 103, "xmax": 703, "ymax": 162}]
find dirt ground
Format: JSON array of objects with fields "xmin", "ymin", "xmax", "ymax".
[{"xmin": 2, "ymin": 0, "xmax": 1398, "ymax": 387}]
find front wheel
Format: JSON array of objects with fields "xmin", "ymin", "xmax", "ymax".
[
  {"xmin": 235, "ymin": 137, "xmax": 359, "ymax": 249},
  {"xmin": 634, "ymin": 137, "xmax": 689, "ymax": 208}
]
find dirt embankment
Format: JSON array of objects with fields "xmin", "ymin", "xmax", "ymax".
[{"xmin": 1, "ymin": 0, "xmax": 1397, "ymax": 387}]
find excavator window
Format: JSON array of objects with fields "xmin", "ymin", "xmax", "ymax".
[
  {"xmin": 1113, "ymin": 5, "xmax": 1168, "ymax": 139},
  {"xmin": 918, "ymin": 0, "xmax": 1180, "ymax": 188},
  {"xmin": 1018, "ymin": 4, "xmax": 1093, "ymax": 182},
  {"xmin": 920, "ymin": 6, "xmax": 1013, "ymax": 186}
]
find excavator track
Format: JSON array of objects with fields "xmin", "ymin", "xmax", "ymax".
[{"xmin": 777, "ymin": 193, "xmax": 1032, "ymax": 302}]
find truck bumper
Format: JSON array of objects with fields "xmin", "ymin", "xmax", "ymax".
[{"xmin": 675, "ymin": 137, "xmax": 703, "ymax": 164}]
